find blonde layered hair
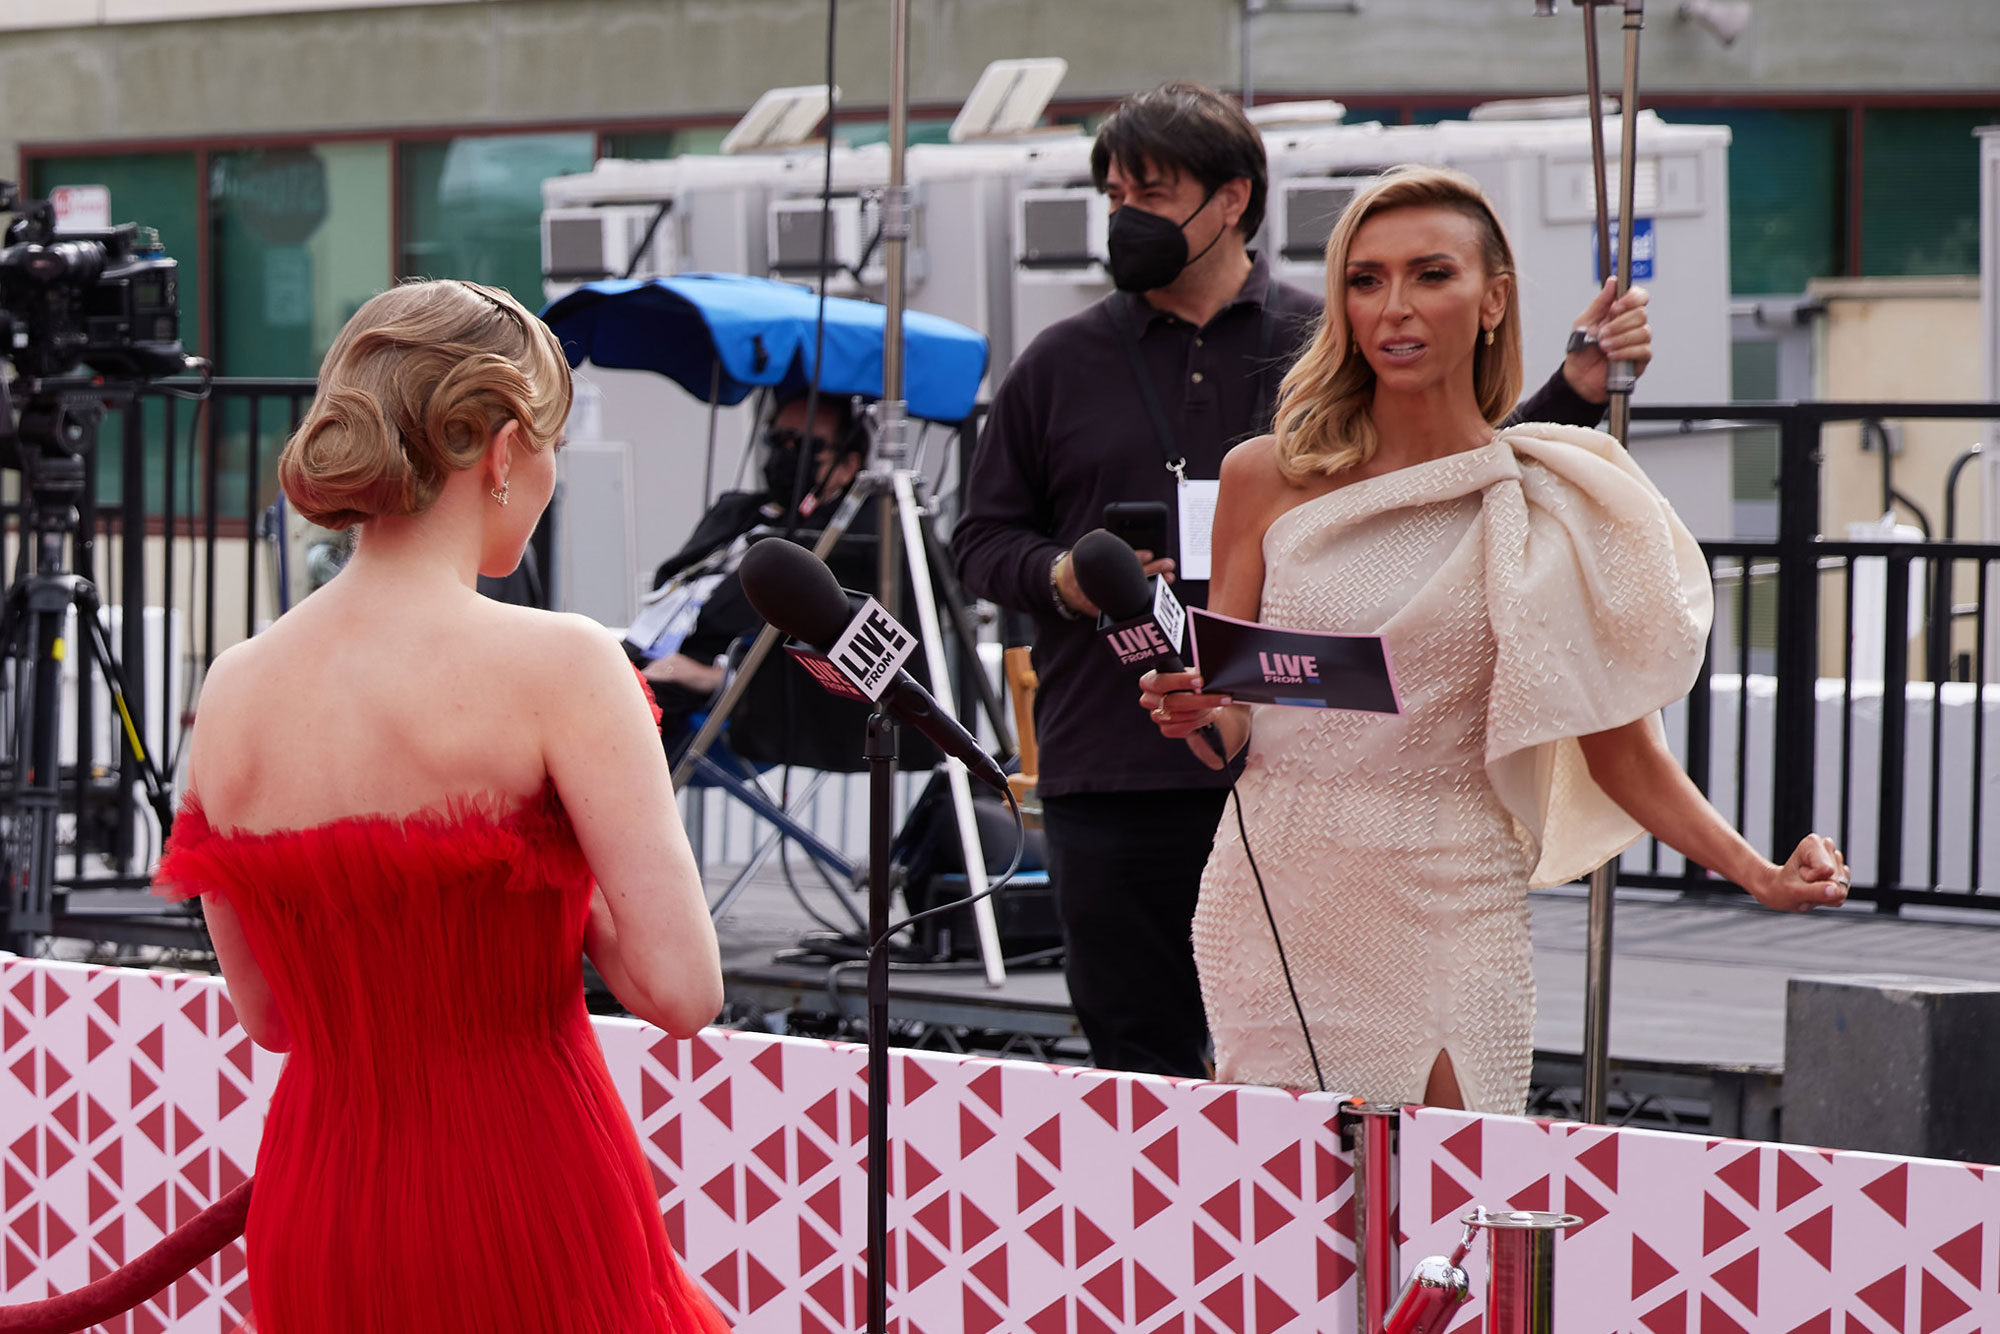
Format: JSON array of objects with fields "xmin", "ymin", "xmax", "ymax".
[
  {"xmin": 1272, "ymin": 166, "xmax": 1524, "ymax": 480},
  {"xmin": 278, "ymin": 279, "xmax": 573, "ymax": 529}
]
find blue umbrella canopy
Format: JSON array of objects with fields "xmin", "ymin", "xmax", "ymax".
[{"xmin": 540, "ymin": 272, "xmax": 990, "ymax": 423}]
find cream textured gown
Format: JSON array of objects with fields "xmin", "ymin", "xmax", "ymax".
[{"xmin": 1193, "ymin": 423, "xmax": 1714, "ymax": 1114}]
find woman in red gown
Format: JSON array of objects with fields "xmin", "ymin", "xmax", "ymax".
[{"xmin": 156, "ymin": 279, "xmax": 730, "ymax": 1333}]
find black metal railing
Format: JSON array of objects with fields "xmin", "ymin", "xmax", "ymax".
[
  {"xmin": 0, "ymin": 377, "xmax": 313, "ymax": 910},
  {"xmin": 1626, "ymin": 401, "xmax": 2000, "ymax": 913},
  {"xmin": 11, "ymin": 389, "xmax": 2000, "ymax": 920}
]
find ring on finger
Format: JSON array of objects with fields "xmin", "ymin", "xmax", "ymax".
[{"xmin": 1153, "ymin": 704, "xmax": 1172, "ymax": 721}]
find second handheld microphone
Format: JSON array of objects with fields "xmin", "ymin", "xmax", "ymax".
[{"xmin": 1068, "ymin": 528, "xmax": 1229, "ymax": 763}]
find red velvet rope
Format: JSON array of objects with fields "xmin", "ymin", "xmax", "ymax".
[{"xmin": 0, "ymin": 1178, "xmax": 253, "ymax": 1334}]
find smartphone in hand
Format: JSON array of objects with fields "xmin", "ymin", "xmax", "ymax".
[{"xmin": 1103, "ymin": 500, "xmax": 1172, "ymax": 560}]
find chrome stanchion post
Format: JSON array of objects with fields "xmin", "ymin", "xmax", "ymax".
[
  {"xmin": 1467, "ymin": 1210, "xmax": 1582, "ymax": 1334},
  {"xmin": 1382, "ymin": 1212, "xmax": 1477, "ymax": 1334},
  {"xmin": 1343, "ymin": 1102, "xmax": 1401, "ymax": 1334}
]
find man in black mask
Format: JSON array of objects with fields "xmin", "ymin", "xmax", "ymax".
[
  {"xmin": 953, "ymin": 81, "xmax": 1656, "ymax": 1079},
  {"xmin": 629, "ymin": 389, "xmax": 866, "ymax": 740}
]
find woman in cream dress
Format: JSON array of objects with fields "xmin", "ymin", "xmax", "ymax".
[{"xmin": 1140, "ymin": 166, "xmax": 1848, "ymax": 1114}]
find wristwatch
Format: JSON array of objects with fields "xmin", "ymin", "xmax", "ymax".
[{"xmin": 1049, "ymin": 552, "xmax": 1083, "ymax": 621}]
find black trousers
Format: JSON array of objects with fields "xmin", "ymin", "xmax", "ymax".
[{"xmin": 1039, "ymin": 788, "xmax": 1230, "ymax": 1078}]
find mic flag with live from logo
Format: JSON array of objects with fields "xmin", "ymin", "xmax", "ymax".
[
  {"xmin": 786, "ymin": 646, "xmax": 872, "ymax": 701},
  {"xmin": 1096, "ymin": 572, "xmax": 1190, "ymax": 673},
  {"xmin": 1188, "ymin": 608, "xmax": 1403, "ymax": 713},
  {"xmin": 825, "ymin": 597, "xmax": 918, "ymax": 701}
]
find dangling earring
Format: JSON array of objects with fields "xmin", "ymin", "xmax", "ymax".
[
  {"xmin": 1483, "ymin": 327, "xmax": 1496, "ymax": 347},
  {"xmin": 491, "ymin": 484, "xmax": 510, "ymax": 507}
]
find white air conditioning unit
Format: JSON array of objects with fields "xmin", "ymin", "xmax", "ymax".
[
  {"xmin": 1014, "ymin": 186, "xmax": 1107, "ymax": 276},
  {"xmin": 767, "ymin": 194, "xmax": 866, "ymax": 284},
  {"xmin": 541, "ymin": 204, "xmax": 678, "ymax": 298},
  {"xmin": 1275, "ymin": 176, "xmax": 1375, "ymax": 264}
]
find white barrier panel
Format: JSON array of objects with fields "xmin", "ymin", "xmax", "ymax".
[
  {"xmin": 1400, "ymin": 1105, "xmax": 1998, "ymax": 1333},
  {"xmin": 1, "ymin": 956, "xmax": 1362, "ymax": 1332}
]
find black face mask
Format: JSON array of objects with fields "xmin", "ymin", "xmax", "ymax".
[
  {"xmin": 762, "ymin": 444, "xmax": 803, "ymax": 505},
  {"xmin": 1105, "ymin": 186, "xmax": 1224, "ymax": 294},
  {"xmin": 763, "ymin": 426, "xmax": 846, "ymax": 510}
]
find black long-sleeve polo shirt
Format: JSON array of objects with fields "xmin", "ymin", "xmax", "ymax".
[{"xmin": 952, "ymin": 252, "xmax": 1603, "ymax": 797}]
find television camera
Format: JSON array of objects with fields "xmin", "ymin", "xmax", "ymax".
[{"xmin": 0, "ymin": 179, "xmax": 200, "ymax": 954}]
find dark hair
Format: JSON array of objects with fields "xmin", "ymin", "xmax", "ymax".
[
  {"xmin": 1090, "ymin": 81, "xmax": 1268, "ymax": 239},
  {"xmin": 775, "ymin": 387, "xmax": 866, "ymax": 457}
]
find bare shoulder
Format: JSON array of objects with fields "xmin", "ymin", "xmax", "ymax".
[
  {"xmin": 488, "ymin": 604, "xmax": 629, "ymax": 673},
  {"xmin": 183, "ymin": 636, "xmax": 274, "ymax": 793},
  {"xmin": 188, "ymin": 634, "xmax": 270, "ymax": 725},
  {"xmin": 1220, "ymin": 433, "xmax": 1330, "ymax": 527},
  {"xmin": 1220, "ymin": 433, "xmax": 1289, "ymax": 494},
  {"xmin": 482, "ymin": 604, "xmax": 642, "ymax": 711}
]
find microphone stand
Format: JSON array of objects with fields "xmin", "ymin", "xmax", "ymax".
[
  {"xmin": 1574, "ymin": 0, "xmax": 1646, "ymax": 1127},
  {"xmin": 863, "ymin": 705, "xmax": 898, "ymax": 1334},
  {"xmin": 870, "ymin": 5, "xmax": 939, "ymax": 1330}
]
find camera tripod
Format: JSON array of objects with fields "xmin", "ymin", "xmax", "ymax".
[
  {"xmin": 671, "ymin": 438, "xmax": 1018, "ymax": 981},
  {"xmin": 0, "ymin": 382, "xmax": 176, "ymax": 955}
]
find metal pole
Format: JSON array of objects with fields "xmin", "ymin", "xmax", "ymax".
[
  {"xmin": 1607, "ymin": 0, "xmax": 1646, "ymax": 442},
  {"xmin": 878, "ymin": 0, "xmax": 912, "ymax": 477},
  {"xmin": 1241, "ymin": 0, "xmax": 1257, "ymax": 108},
  {"xmin": 701, "ymin": 362, "xmax": 721, "ymax": 509},
  {"xmin": 1581, "ymin": 861, "xmax": 1617, "ymax": 1119},
  {"xmin": 875, "ymin": 0, "xmax": 912, "ymax": 627},
  {"xmin": 1468, "ymin": 1210, "xmax": 1581, "ymax": 1334},
  {"xmin": 1348, "ymin": 1103, "xmax": 1400, "ymax": 1334},
  {"xmin": 1579, "ymin": 1, "xmax": 1613, "ymax": 292},
  {"xmin": 1574, "ymin": 0, "xmax": 1646, "ymax": 1127},
  {"xmin": 873, "ymin": 0, "xmax": 1005, "ymax": 985},
  {"xmin": 1770, "ymin": 410, "xmax": 1822, "ymax": 859},
  {"xmin": 892, "ymin": 472, "xmax": 1008, "ymax": 983}
]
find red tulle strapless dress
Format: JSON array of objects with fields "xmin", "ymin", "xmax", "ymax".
[{"xmin": 154, "ymin": 783, "xmax": 729, "ymax": 1334}]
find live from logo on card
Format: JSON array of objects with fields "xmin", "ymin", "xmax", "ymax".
[{"xmin": 1188, "ymin": 608, "xmax": 1402, "ymax": 713}]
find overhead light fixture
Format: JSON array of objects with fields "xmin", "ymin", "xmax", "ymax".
[
  {"xmin": 1532, "ymin": 0, "xmax": 1559, "ymax": 14},
  {"xmin": 1678, "ymin": 0, "xmax": 1751, "ymax": 44}
]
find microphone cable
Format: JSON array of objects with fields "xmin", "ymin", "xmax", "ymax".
[
  {"xmin": 803, "ymin": 773, "xmax": 1031, "ymax": 1018},
  {"xmin": 1226, "ymin": 775, "xmax": 1327, "ymax": 1093},
  {"xmin": 877, "ymin": 779, "xmax": 1027, "ymax": 946}
]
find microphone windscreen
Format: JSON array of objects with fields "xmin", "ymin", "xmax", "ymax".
[
  {"xmin": 737, "ymin": 537, "xmax": 853, "ymax": 649},
  {"xmin": 1070, "ymin": 528, "xmax": 1156, "ymax": 622}
]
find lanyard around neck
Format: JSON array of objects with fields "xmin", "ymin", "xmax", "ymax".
[{"xmin": 1114, "ymin": 298, "xmax": 1282, "ymax": 483}]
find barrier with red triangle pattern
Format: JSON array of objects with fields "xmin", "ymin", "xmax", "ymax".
[
  {"xmin": 10, "ymin": 954, "xmax": 1995, "ymax": 1333},
  {"xmin": 1400, "ymin": 1106, "xmax": 1999, "ymax": 1333},
  {"xmin": 6, "ymin": 957, "xmax": 1360, "ymax": 1332}
]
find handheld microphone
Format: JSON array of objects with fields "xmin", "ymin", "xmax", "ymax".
[
  {"xmin": 1069, "ymin": 528, "xmax": 1229, "ymax": 762},
  {"xmin": 737, "ymin": 537, "xmax": 1010, "ymax": 795}
]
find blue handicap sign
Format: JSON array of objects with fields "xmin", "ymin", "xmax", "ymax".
[{"xmin": 1592, "ymin": 216, "xmax": 1656, "ymax": 283}]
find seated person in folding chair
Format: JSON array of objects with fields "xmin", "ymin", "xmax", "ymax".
[{"xmin": 625, "ymin": 388, "xmax": 870, "ymax": 750}]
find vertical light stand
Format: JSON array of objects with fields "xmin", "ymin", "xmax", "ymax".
[
  {"xmin": 671, "ymin": 0, "xmax": 1008, "ymax": 989},
  {"xmin": 872, "ymin": 0, "xmax": 1008, "ymax": 988},
  {"xmin": 1574, "ymin": 0, "xmax": 1646, "ymax": 1126}
]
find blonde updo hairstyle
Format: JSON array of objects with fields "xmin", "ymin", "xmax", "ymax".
[
  {"xmin": 278, "ymin": 279, "xmax": 573, "ymax": 529},
  {"xmin": 1272, "ymin": 165, "xmax": 1524, "ymax": 480}
]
